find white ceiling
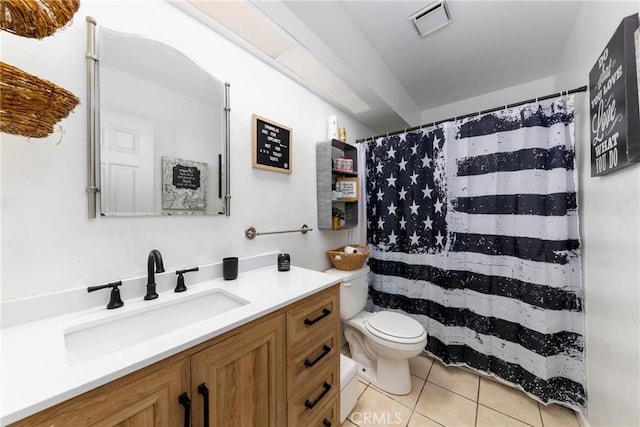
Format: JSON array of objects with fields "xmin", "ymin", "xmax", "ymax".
[{"xmin": 180, "ymin": 0, "xmax": 584, "ymax": 134}]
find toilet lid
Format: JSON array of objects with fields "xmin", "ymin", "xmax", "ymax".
[{"xmin": 364, "ymin": 311, "xmax": 425, "ymax": 340}]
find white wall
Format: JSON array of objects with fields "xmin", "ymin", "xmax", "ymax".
[
  {"xmin": 0, "ymin": 0, "xmax": 373, "ymax": 301},
  {"xmin": 421, "ymin": 76, "xmax": 556, "ymax": 124},
  {"xmin": 553, "ymin": 2, "xmax": 640, "ymax": 426}
]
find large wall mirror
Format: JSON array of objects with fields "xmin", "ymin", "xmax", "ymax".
[{"xmin": 86, "ymin": 17, "xmax": 230, "ymax": 217}]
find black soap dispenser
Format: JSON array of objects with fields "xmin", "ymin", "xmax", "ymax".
[{"xmin": 278, "ymin": 253, "xmax": 290, "ymax": 271}]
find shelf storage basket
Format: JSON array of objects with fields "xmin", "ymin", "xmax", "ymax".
[
  {"xmin": 0, "ymin": 0, "xmax": 80, "ymax": 39},
  {"xmin": 0, "ymin": 61, "xmax": 79, "ymax": 138},
  {"xmin": 327, "ymin": 244, "xmax": 370, "ymax": 271}
]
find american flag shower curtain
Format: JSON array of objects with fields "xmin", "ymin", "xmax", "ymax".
[{"xmin": 364, "ymin": 97, "xmax": 585, "ymax": 411}]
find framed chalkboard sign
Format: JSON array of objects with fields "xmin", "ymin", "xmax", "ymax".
[
  {"xmin": 252, "ymin": 114, "xmax": 292, "ymax": 174},
  {"xmin": 589, "ymin": 14, "xmax": 640, "ymax": 176}
]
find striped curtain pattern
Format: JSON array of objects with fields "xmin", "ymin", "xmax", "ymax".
[{"xmin": 365, "ymin": 97, "xmax": 585, "ymax": 411}]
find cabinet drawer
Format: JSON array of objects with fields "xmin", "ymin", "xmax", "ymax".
[
  {"xmin": 288, "ymin": 331, "xmax": 339, "ymax": 398},
  {"xmin": 287, "ymin": 363, "xmax": 339, "ymax": 427},
  {"xmin": 287, "ymin": 286, "xmax": 339, "ymax": 349},
  {"xmin": 307, "ymin": 396, "xmax": 339, "ymax": 427}
]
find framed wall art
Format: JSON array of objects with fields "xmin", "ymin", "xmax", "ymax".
[
  {"xmin": 337, "ymin": 177, "xmax": 359, "ymax": 201},
  {"xmin": 589, "ymin": 14, "xmax": 640, "ymax": 176},
  {"xmin": 162, "ymin": 156, "xmax": 207, "ymax": 211}
]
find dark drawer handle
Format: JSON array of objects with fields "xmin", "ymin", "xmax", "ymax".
[
  {"xmin": 198, "ymin": 383, "xmax": 210, "ymax": 427},
  {"xmin": 304, "ymin": 382, "xmax": 332, "ymax": 410},
  {"xmin": 178, "ymin": 392, "xmax": 191, "ymax": 427},
  {"xmin": 323, "ymin": 419, "xmax": 332, "ymax": 427},
  {"xmin": 304, "ymin": 345, "xmax": 332, "ymax": 368},
  {"xmin": 304, "ymin": 308, "xmax": 331, "ymax": 326}
]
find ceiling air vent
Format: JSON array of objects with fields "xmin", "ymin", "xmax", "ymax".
[{"xmin": 410, "ymin": 1, "xmax": 452, "ymax": 37}]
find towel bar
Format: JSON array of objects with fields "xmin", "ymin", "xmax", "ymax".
[{"xmin": 245, "ymin": 224, "xmax": 312, "ymax": 240}]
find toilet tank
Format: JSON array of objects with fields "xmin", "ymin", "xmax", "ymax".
[{"xmin": 325, "ymin": 265, "xmax": 370, "ymax": 320}]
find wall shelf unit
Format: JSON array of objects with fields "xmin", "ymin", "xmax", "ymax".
[{"xmin": 316, "ymin": 139, "xmax": 359, "ymax": 230}]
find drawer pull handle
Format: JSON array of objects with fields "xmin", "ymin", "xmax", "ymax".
[
  {"xmin": 304, "ymin": 381, "xmax": 332, "ymax": 410},
  {"xmin": 198, "ymin": 383, "xmax": 210, "ymax": 427},
  {"xmin": 178, "ymin": 392, "xmax": 191, "ymax": 427},
  {"xmin": 304, "ymin": 308, "xmax": 331, "ymax": 326},
  {"xmin": 304, "ymin": 345, "xmax": 332, "ymax": 368},
  {"xmin": 323, "ymin": 419, "xmax": 332, "ymax": 427}
]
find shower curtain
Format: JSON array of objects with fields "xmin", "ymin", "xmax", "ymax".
[{"xmin": 364, "ymin": 97, "xmax": 585, "ymax": 411}]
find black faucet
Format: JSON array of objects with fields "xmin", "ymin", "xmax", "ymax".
[
  {"xmin": 175, "ymin": 266, "xmax": 199, "ymax": 293},
  {"xmin": 145, "ymin": 249, "xmax": 165, "ymax": 300},
  {"xmin": 88, "ymin": 281, "xmax": 124, "ymax": 309}
]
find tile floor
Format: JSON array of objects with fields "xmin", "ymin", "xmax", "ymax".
[{"xmin": 341, "ymin": 346, "xmax": 580, "ymax": 427}]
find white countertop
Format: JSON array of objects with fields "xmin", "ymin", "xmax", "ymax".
[{"xmin": 0, "ymin": 265, "xmax": 341, "ymax": 424}]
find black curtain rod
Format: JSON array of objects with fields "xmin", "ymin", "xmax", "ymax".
[{"xmin": 355, "ymin": 85, "xmax": 588, "ymax": 143}]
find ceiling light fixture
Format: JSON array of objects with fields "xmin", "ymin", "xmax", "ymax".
[
  {"xmin": 410, "ymin": 0, "xmax": 452, "ymax": 38},
  {"xmin": 187, "ymin": 0, "xmax": 293, "ymax": 59},
  {"xmin": 180, "ymin": 0, "xmax": 371, "ymax": 116}
]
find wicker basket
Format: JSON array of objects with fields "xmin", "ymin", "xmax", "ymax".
[
  {"xmin": 0, "ymin": 61, "xmax": 79, "ymax": 138},
  {"xmin": 0, "ymin": 0, "xmax": 80, "ymax": 39},
  {"xmin": 327, "ymin": 244, "xmax": 370, "ymax": 271}
]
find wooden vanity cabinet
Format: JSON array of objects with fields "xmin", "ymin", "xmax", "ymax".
[
  {"xmin": 10, "ymin": 356, "xmax": 190, "ymax": 427},
  {"xmin": 10, "ymin": 285, "xmax": 339, "ymax": 427},
  {"xmin": 190, "ymin": 314, "xmax": 286, "ymax": 427},
  {"xmin": 286, "ymin": 285, "xmax": 340, "ymax": 427}
]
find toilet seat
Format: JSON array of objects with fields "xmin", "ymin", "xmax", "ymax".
[{"xmin": 364, "ymin": 311, "xmax": 426, "ymax": 344}]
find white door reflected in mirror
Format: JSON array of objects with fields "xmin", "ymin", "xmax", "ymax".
[{"xmin": 101, "ymin": 111, "xmax": 154, "ymax": 216}]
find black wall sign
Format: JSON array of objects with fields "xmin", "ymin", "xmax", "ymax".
[
  {"xmin": 252, "ymin": 114, "xmax": 293, "ymax": 174},
  {"xmin": 589, "ymin": 14, "xmax": 640, "ymax": 176},
  {"xmin": 172, "ymin": 164, "xmax": 201, "ymax": 190}
]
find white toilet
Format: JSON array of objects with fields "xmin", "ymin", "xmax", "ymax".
[{"xmin": 326, "ymin": 265, "xmax": 427, "ymax": 395}]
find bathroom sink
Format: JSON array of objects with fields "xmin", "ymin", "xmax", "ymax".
[{"xmin": 64, "ymin": 289, "xmax": 248, "ymax": 363}]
